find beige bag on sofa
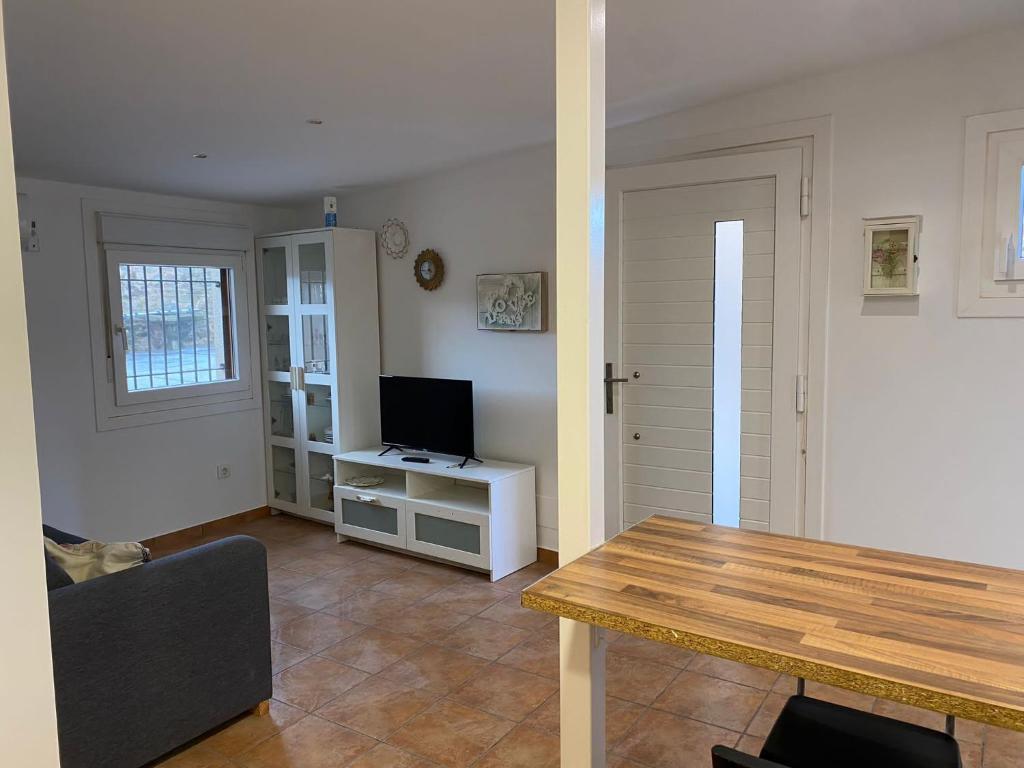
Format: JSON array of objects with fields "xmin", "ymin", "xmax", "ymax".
[{"xmin": 44, "ymin": 537, "xmax": 151, "ymax": 583}]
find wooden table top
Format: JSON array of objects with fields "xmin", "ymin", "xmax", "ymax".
[{"xmin": 521, "ymin": 516, "xmax": 1024, "ymax": 731}]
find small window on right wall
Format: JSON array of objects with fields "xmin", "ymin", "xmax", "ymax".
[{"xmin": 958, "ymin": 108, "xmax": 1024, "ymax": 317}]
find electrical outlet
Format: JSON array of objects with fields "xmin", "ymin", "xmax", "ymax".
[{"xmin": 216, "ymin": 464, "xmax": 231, "ymax": 480}]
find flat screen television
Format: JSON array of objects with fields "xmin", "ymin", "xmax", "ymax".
[{"xmin": 379, "ymin": 375, "xmax": 476, "ymax": 463}]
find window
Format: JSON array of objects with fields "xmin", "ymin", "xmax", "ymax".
[
  {"xmin": 957, "ymin": 108, "xmax": 1024, "ymax": 317},
  {"xmin": 84, "ymin": 209, "xmax": 259, "ymax": 431},
  {"xmin": 105, "ymin": 247, "xmax": 250, "ymax": 407},
  {"xmin": 713, "ymin": 220, "xmax": 743, "ymax": 528},
  {"xmin": 117, "ymin": 264, "xmax": 232, "ymax": 391}
]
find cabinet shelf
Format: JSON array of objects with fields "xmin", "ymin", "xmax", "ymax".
[
  {"xmin": 336, "ymin": 474, "xmax": 406, "ymax": 500},
  {"xmin": 417, "ymin": 485, "xmax": 490, "ymax": 515}
]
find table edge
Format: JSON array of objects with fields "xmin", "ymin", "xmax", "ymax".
[{"xmin": 521, "ymin": 589, "xmax": 1024, "ymax": 732}]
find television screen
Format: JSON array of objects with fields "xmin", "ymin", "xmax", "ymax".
[{"xmin": 379, "ymin": 375, "xmax": 475, "ymax": 458}]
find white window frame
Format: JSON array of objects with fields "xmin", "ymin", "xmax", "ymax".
[
  {"xmin": 104, "ymin": 245, "xmax": 251, "ymax": 406},
  {"xmin": 83, "ymin": 202, "xmax": 262, "ymax": 431},
  {"xmin": 958, "ymin": 108, "xmax": 1024, "ymax": 317}
]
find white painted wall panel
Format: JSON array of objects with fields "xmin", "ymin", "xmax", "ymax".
[
  {"xmin": 330, "ymin": 24, "xmax": 1024, "ymax": 568},
  {"xmin": 16, "ymin": 178, "xmax": 301, "ymax": 541}
]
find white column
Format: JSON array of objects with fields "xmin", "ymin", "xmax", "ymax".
[
  {"xmin": 0, "ymin": 4, "xmax": 61, "ymax": 765},
  {"xmin": 556, "ymin": 1, "xmax": 606, "ymax": 767}
]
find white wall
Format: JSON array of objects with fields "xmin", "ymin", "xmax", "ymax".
[
  {"xmin": 333, "ymin": 23, "xmax": 1024, "ymax": 568},
  {"xmin": 17, "ymin": 177, "xmax": 300, "ymax": 541},
  {"xmin": 610, "ymin": 24, "xmax": 1024, "ymax": 569},
  {"xmin": 328, "ymin": 147, "xmax": 560, "ymax": 549},
  {"xmin": 0, "ymin": 6, "xmax": 60, "ymax": 761}
]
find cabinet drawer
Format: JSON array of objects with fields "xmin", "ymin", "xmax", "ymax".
[
  {"xmin": 335, "ymin": 486, "xmax": 406, "ymax": 547},
  {"xmin": 405, "ymin": 500, "xmax": 490, "ymax": 570}
]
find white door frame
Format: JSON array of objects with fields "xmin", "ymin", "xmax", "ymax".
[{"xmin": 605, "ymin": 148, "xmax": 806, "ymax": 537}]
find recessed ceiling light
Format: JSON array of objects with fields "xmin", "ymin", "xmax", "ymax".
[
  {"xmin": 306, "ymin": 119, "xmax": 323, "ymax": 125},
  {"xmin": 192, "ymin": 152, "xmax": 208, "ymax": 159}
]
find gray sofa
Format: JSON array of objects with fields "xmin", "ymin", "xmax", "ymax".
[{"xmin": 44, "ymin": 525, "xmax": 272, "ymax": 768}]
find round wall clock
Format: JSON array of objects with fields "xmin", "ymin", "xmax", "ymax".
[
  {"xmin": 379, "ymin": 218, "xmax": 410, "ymax": 259},
  {"xmin": 414, "ymin": 249, "xmax": 444, "ymax": 291}
]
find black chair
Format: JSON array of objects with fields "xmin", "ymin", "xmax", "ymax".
[{"xmin": 712, "ymin": 695, "xmax": 962, "ymax": 768}]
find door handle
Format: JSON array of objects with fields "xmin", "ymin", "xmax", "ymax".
[
  {"xmin": 356, "ymin": 494, "xmax": 378, "ymax": 504},
  {"xmin": 114, "ymin": 324, "xmax": 129, "ymax": 351},
  {"xmin": 604, "ymin": 363, "xmax": 629, "ymax": 415}
]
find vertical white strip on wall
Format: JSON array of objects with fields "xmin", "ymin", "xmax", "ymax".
[
  {"xmin": 0, "ymin": 3, "xmax": 61, "ymax": 762},
  {"xmin": 713, "ymin": 220, "xmax": 743, "ymax": 527},
  {"xmin": 556, "ymin": 0, "xmax": 607, "ymax": 766},
  {"xmin": 1018, "ymin": 165, "xmax": 1024, "ymax": 261}
]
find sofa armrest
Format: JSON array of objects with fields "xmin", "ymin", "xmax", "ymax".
[
  {"xmin": 711, "ymin": 746, "xmax": 789, "ymax": 768},
  {"xmin": 48, "ymin": 535, "xmax": 271, "ymax": 768},
  {"xmin": 43, "ymin": 524, "xmax": 87, "ymax": 545}
]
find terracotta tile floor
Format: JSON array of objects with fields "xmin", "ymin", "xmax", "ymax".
[{"xmin": 151, "ymin": 515, "xmax": 1018, "ymax": 768}]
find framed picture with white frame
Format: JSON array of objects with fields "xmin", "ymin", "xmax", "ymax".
[{"xmin": 863, "ymin": 215, "xmax": 921, "ymax": 295}]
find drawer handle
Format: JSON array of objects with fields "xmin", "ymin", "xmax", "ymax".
[{"xmin": 356, "ymin": 494, "xmax": 378, "ymax": 504}]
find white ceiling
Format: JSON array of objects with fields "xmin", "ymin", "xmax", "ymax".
[{"xmin": 7, "ymin": 0, "xmax": 1024, "ymax": 204}]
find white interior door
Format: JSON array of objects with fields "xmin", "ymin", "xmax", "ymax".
[{"xmin": 605, "ymin": 149, "xmax": 805, "ymax": 536}]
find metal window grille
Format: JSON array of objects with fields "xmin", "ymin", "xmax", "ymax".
[{"xmin": 117, "ymin": 264, "xmax": 234, "ymax": 392}]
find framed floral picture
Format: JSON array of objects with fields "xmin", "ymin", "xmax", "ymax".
[
  {"xmin": 477, "ymin": 272, "xmax": 547, "ymax": 331},
  {"xmin": 863, "ymin": 215, "xmax": 921, "ymax": 295}
]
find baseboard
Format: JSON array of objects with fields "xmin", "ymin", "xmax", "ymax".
[
  {"xmin": 141, "ymin": 506, "xmax": 271, "ymax": 551},
  {"xmin": 537, "ymin": 547, "xmax": 558, "ymax": 566}
]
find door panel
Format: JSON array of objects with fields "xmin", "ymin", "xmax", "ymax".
[{"xmin": 606, "ymin": 149, "xmax": 804, "ymax": 537}]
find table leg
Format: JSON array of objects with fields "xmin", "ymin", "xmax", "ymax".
[{"xmin": 560, "ymin": 618, "xmax": 607, "ymax": 767}]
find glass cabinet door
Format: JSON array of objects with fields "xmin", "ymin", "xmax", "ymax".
[
  {"xmin": 265, "ymin": 315, "xmax": 292, "ymax": 373},
  {"xmin": 298, "ymin": 241, "xmax": 327, "ymax": 305},
  {"xmin": 301, "ymin": 314, "xmax": 331, "ymax": 375},
  {"xmin": 260, "ymin": 232, "xmax": 338, "ymax": 522},
  {"xmin": 267, "ymin": 381, "xmax": 294, "ymax": 438},
  {"xmin": 304, "ymin": 383, "xmax": 333, "ymax": 444},
  {"xmin": 271, "ymin": 445, "xmax": 297, "ymax": 504},
  {"xmin": 306, "ymin": 451, "xmax": 334, "ymax": 514},
  {"xmin": 260, "ymin": 245, "xmax": 290, "ymax": 306}
]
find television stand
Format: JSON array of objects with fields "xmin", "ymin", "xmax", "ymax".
[
  {"xmin": 378, "ymin": 445, "xmax": 404, "ymax": 457},
  {"xmin": 458, "ymin": 455, "xmax": 482, "ymax": 469},
  {"xmin": 333, "ymin": 448, "xmax": 537, "ymax": 581}
]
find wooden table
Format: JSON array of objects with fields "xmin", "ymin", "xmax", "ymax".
[{"xmin": 522, "ymin": 515, "xmax": 1024, "ymax": 731}]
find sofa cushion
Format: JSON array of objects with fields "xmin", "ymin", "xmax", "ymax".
[
  {"xmin": 44, "ymin": 538, "xmax": 150, "ymax": 584},
  {"xmin": 45, "ymin": 549, "xmax": 74, "ymax": 591}
]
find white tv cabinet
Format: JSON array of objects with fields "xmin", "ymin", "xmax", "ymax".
[{"xmin": 333, "ymin": 449, "xmax": 537, "ymax": 581}]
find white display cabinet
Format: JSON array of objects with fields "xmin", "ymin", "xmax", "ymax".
[
  {"xmin": 256, "ymin": 228, "xmax": 381, "ymax": 523},
  {"xmin": 334, "ymin": 449, "xmax": 537, "ymax": 580}
]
